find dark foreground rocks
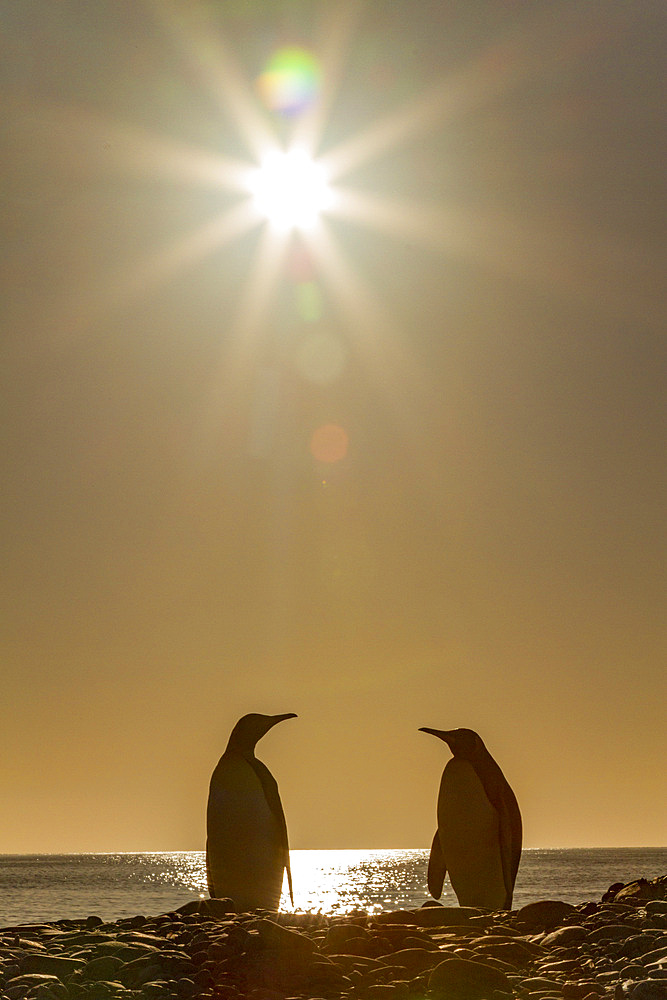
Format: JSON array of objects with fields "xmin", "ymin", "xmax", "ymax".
[{"xmin": 0, "ymin": 875, "xmax": 665, "ymax": 999}]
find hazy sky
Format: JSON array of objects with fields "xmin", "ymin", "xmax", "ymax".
[{"xmin": 2, "ymin": 0, "xmax": 665, "ymax": 854}]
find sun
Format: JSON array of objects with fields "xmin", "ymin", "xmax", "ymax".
[
  {"xmin": 248, "ymin": 148, "xmax": 333, "ymax": 231},
  {"xmin": 61, "ymin": 3, "xmax": 633, "ymax": 353}
]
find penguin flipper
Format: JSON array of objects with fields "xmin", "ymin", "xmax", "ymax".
[
  {"xmin": 285, "ymin": 853, "xmax": 294, "ymax": 906},
  {"xmin": 205, "ymin": 838, "xmax": 216, "ymax": 897},
  {"xmin": 252, "ymin": 758, "xmax": 293, "ymax": 904},
  {"xmin": 427, "ymin": 830, "xmax": 446, "ymax": 899},
  {"xmin": 498, "ymin": 794, "xmax": 522, "ymax": 909}
]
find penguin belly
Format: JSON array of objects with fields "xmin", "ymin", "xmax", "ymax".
[
  {"xmin": 206, "ymin": 755, "xmax": 285, "ymax": 911},
  {"xmin": 437, "ymin": 758, "xmax": 506, "ymax": 909}
]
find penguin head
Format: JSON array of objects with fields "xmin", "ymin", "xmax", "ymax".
[
  {"xmin": 419, "ymin": 727, "xmax": 484, "ymax": 760},
  {"xmin": 226, "ymin": 713, "xmax": 297, "ymax": 755}
]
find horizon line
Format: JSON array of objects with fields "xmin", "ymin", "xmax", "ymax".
[{"xmin": 1, "ymin": 845, "xmax": 665, "ymax": 857}]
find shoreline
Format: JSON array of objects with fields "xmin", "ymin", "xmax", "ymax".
[{"xmin": 1, "ymin": 875, "xmax": 665, "ymax": 999}]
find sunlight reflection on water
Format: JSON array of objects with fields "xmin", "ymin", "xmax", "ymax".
[
  {"xmin": 283, "ymin": 849, "xmax": 429, "ymax": 913},
  {"xmin": 128, "ymin": 851, "xmax": 208, "ymax": 895},
  {"xmin": 2, "ymin": 849, "xmax": 666, "ymax": 926},
  {"xmin": 127, "ymin": 849, "xmax": 431, "ymax": 914}
]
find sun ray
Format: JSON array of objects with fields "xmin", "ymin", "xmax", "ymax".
[
  {"xmin": 147, "ymin": 0, "xmax": 276, "ymax": 163},
  {"xmin": 192, "ymin": 221, "xmax": 292, "ymax": 463},
  {"xmin": 302, "ymin": 219, "xmax": 433, "ymax": 419},
  {"xmin": 87, "ymin": 117, "xmax": 252, "ymax": 192},
  {"xmin": 303, "ymin": 218, "xmax": 460, "ymax": 507},
  {"xmin": 287, "ymin": 0, "xmax": 362, "ymax": 160},
  {"xmin": 320, "ymin": 3, "xmax": 631, "ymax": 184},
  {"xmin": 53, "ymin": 201, "xmax": 257, "ymax": 343},
  {"xmin": 226, "ymin": 224, "xmax": 293, "ymax": 349},
  {"xmin": 333, "ymin": 188, "xmax": 664, "ymax": 329},
  {"xmin": 5, "ymin": 95, "xmax": 251, "ymax": 193}
]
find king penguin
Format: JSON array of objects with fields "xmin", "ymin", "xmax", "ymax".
[
  {"xmin": 419, "ymin": 727, "xmax": 522, "ymax": 910},
  {"xmin": 206, "ymin": 712, "xmax": 297, "ymax": 912}
]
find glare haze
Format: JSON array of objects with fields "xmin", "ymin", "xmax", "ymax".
[{"xmin": 1, "ymin": 0, "xmax": 665, "ymax": 854}]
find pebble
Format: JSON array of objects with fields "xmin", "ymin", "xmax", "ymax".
[{"xmin": 0, "ymin": 874, "xmax": 665, "ymax": 998}]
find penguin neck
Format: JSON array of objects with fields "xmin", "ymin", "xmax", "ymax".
[
  {"xmin": 454, "ymin": 746, "xmax": 492, "ymax": 768},
  {"xmin": 224, "ymin": 735, "xmax": 258, "ymax": 760}
]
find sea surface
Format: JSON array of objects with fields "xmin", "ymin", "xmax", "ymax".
[{"xmin": 1, "ymin": 848, "xmax": 665, "ymax": 929}]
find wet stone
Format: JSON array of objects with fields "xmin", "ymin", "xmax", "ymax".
[
  {"xmin": 19, "ymin": 953, "xmax": 87, "ymax": 979},
  {"xmin": 428, "ymin": 956, "xmax": 513, "ymax": 998},
  {"xmin": 82, "ymin": 955, "xmax": 125, "ymax": 980},
  {"xmin": 542, "ymin": 925, "xmax": 590, "ymax": 947},
  {"xmin": 588, "ymin": 924, "xmax": 640, "ymax": 943},
  {"xmin": 515, "ymin": 900, "xmax": 578, "ymax": 930},
  {"xmin": 1, "ymin": 872, "xmax": 665, "ymax": 999},
  {"xmin": 627, "ymin": 983, "xmax": 667, "ymax": 1000}
]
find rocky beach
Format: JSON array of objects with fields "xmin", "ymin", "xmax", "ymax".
[{"xmin": 1, "ymin": 876, "xmax": 665, "ymax": 1000}]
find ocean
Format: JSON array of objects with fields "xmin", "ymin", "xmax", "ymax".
[{"xmin": 1, "ymin": 848, "xmax": 665, "ymax": 929}]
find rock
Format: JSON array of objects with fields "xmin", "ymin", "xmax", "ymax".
[
  {"xmin": 385, "ymin": 946, "xmax": 442, "ymax": 974},
  {"xmin": 19, "ymin": 952, "xmax": 86, "ymax": 979},
  {"xmin": 515, "ymin": 900, "xmax": 577, "ymax": 929},
  {"xmin": 643, "ymin": 944, "xmax": 667, "ymax": 966},
  {"xmin": 246, "ymin": 917, "xmax": 316, "ymax": 957},
  {"xmin": 175, "ymin": 978, "xmax": 197, "ymax": 997},
  {"xmin": 609, "ymin": 878, "xmax": 667, "ymax": 904},
  {"xmin": 240, "ymin": 946, "xmax": 312, "ymax": 990},
  {"xmin": 401, "ymin": 933, "xmax": 441, "ymax": 951},
  {"xmin": 177, "ymin": 898, "xmax": 235, "ymax": 918},
  {"xmin": 118, "ymin": 955, "xmax": 166, "ymax": 988},
  {"xmin": 521, "ymin": 974, "xmax": 566, "ymax": 992},
  {"xmin": 619, "ymin": 935, "xmax": 665, "ymax": 959},
  {"xmin": 80, "ymin": 955, "xmax": 125, "ymax": 981},
  {"xmin": 363, "ymin": 986, "xmax": 410, "ymax": 998},
  {"xmin": 629, "ymin": 983, "xmax": 667, "ymax": 1000},
  {"xmin": 471, "ymin": 937, "xmax": 539, "ymax": 967},
  {"xmin": 305, "ymin": 956, "xmax": 352, "ymax": 991},
  {"xmin": 413, "ymin": 906, "xmax": 477, "ymax": 927},
  {"xmin": 603, "ymin": 883, "xmax": 628, "ymax": 902},
  {"xmin": 324, "ymin": 922, "xmax": 368, "ymax": 950},
  {"xmin": 80, "ymin": 984, "xmax": 136, "ymax": 999},
  {"xmin": 542, "ymin": 925, "xmax": 589, "ymax": 947},
  {"xmin": 334, "ymin": 933, "xmax": 388, "ymax": 957},
  {"xmin": 588, "ymin": 924, "xmax": 638, "ymax": 943},
  {"xmin": 116, "ymin": 931, "xmax": 168, "ymax": 948},
  {"xmin": 31, "ymin": 983, "xmax": 70, "ymax": 999},
  {"xmin": 117, "ymin": 952, "xmax": 193, "ymax": 990},
  {"xmin": 4, "ymin": 880, "xmax": 667, "ymax": 1000},
  {"xmin": 3, "ymin": 972, "xmax": 65, "ymax": 994},
  {"xmin": 428, "ymin": 956, "xmax": 513, "ymax": 998},
  {"xmin": 562, "ymin": 979, "xmax": 606, "ymax": 997},
  {"xmin": 374, "ymin": 909, "xmax": 418, "ymax": 924}
]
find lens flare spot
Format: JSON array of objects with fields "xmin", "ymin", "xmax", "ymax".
[
  {"xmin": 256, "ymin": 46, "xmax": 321, "ymax": 116},
  {"xmin": 287, "ymin": 243, "xmax": 316, "ymax": 282},
  {"xmin": 296, "ymin": 280, "xmax": 322, "ymax": 322},
  {"xmin": 310, "ymin": 423, "xmax": 348, "ymax": 463}
]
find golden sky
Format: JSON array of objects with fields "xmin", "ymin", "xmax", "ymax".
[{"xmin": 1, "ymin": 0, "xmax": 665, "ymax": 853}]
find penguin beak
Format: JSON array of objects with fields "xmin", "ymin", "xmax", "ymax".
[
  {"xmin": 271, "ymin": 713, "xmax": 298, "ymax": 725},
  {"xmin": 419, "ymin": 727, "xmax": 454, "ymax": 745}
]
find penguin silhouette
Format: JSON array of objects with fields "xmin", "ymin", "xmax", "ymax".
[
  {"xmin": 206, "ymin": 712, "xmax": 297, "ymax": 911},
  {"xmin": 419, "ymin": 727, "xmax": 522, "ymax": 909}
]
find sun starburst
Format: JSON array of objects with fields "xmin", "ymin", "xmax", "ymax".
[
  {"xmin": 44, "ymin": 0, "xmax": 656, "ymax": 365},
  {"xmin": 247, "ymin": 148, "xmax": 333, "ymax": 231}
]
